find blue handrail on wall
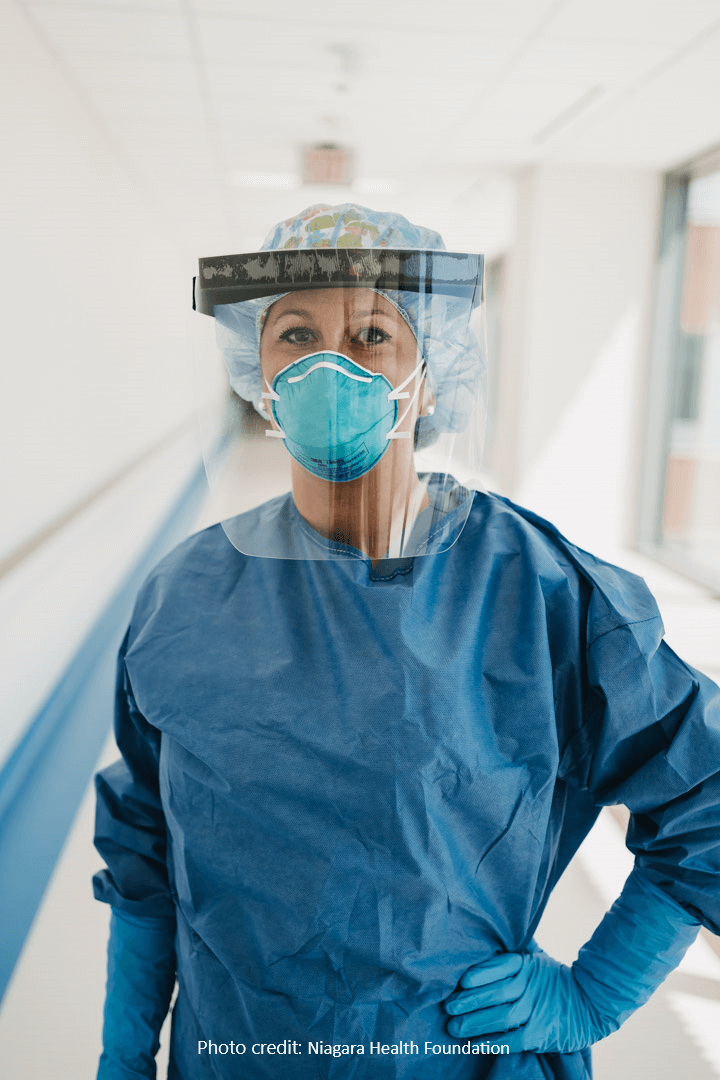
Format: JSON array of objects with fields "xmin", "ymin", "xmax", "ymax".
[{"xmin": 0, "ymin": 462, "xmax": 208, "ymax": 1003}]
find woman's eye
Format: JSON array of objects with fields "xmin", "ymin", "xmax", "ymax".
[
  {"xmin": 355, "ymin": 326, "xmax": 390, "ymax": 346},
  {"xmin": 278, "ymin": 326, "xmax": 316, "ymax": 345}
]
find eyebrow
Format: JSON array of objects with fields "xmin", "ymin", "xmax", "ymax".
[
  {"xmin": 271, "ymin": 308, "xmax": 314, "ymax": 321},
  {"xmin": 271, "ymin": 306, "xmax": 395, "ymax": 322}
]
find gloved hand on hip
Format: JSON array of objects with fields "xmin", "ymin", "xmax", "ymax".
[
  {"xmin": 445, "ymin": 868, "xmax": 700, "ymax": 1053},
  {"xmin": 445, "ymin": 948, "xmax": 605, "ymax": 1052}
]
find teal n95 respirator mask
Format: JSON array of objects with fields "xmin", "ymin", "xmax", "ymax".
[{"xmin": 263, "ymin": 351, "xmax": 426, "ymax": 484}]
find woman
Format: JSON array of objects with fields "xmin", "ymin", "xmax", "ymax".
[{"xmin": 94, "ymin": 205, "xmax": 720, "ymax": 1079}]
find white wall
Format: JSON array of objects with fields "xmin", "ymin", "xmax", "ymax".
[
  {"xmin": 0, "ymin": 0, "xmax": 196, "ymax": 562},
  {"xmin": 492, "ymin": 165, "xmax": 662, "ymax": 559}
]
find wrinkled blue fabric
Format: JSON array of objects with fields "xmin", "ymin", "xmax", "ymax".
[
  {"xmin": 445, "ymin": 869, "xmax": 699, "ymax": 1051},
  {"xmin": 97, "ymin": 910, "xmax": 176, "ymax": 1079},
  {"xmin": 93, "ymin": 491, "xmax": 720, "ymax": 1079}
]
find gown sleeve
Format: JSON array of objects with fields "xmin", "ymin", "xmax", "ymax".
[
  {"xmin": 562, "ymin": 604, "xmax": 720, "ymax": 935},
  {"xmin": 93, "ymin": 629, "xmax": 175, "ymax": 921}
]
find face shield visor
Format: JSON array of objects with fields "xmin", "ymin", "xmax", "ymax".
[{"xmin": 193, "ymin": 248, "xmax": 486, "ymax": 561}]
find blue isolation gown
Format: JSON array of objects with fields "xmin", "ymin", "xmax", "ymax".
[{"xmin": 94, "ymin": 491, "xmax": 720, "ymax": 1079}]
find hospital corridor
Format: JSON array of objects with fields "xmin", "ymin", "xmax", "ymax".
[{"xmin": 2, "ymin": 2, "xmax": 720, "ymax": 1078}]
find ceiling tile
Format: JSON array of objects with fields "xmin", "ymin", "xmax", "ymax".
[
  {"xmin": 189, "ymin": 0, "xmax": 556, "ymax": 35},
  {"xmin": 194, "ymin": 15, "xmax": 520, "ymax": 69},
  {"xmin": 28, "ymin": 3, "xmax": 193, "ymax": 60},
  {"xmin": 553, "ymin": 27, "xmax": 720, "ymax": 165},
  {"xmin": 546, "ymin": 0, "xmax": 720, "ymax": 45},
  {"xmin": 30, "ymin": 0, "xmax": 181, "ymax": 7}
]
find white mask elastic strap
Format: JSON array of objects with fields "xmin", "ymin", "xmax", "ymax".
[
  {"xmin": 261, "ymin": 376, "xmax": 280, "ymax": 402},
  {"xmin": 387, "ymin": 366, "xmax": 425, "ymax": 441},
  {"xmin": 287, "ymin": 361, "xmax": 373, "ymax": 385},
  {"xmin": 263, "ymin": 376, "xmax": 286, "ymax": 438},
  {"xmin": 388, "ymin": 358, "xmax": 425, "ymax": 401}
]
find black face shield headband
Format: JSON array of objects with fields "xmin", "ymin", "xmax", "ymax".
[{"xmin": 193, "ymin": 249, "xmax": 483, "ymax": 314}]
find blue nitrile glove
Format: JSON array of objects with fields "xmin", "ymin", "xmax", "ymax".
[
  {"xmin": 97, "ymin": 909, "xmax": 176, "ymax": 1080},
  {"xmin": 445, "ymin": 869, "xmax": 700, "ymax": 1052}
]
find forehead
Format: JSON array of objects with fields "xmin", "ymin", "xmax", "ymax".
[{"xmin": 265, "ymin": 287, "xmax": 401, "ymax": 323}]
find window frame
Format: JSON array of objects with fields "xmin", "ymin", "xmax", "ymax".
[{"xmin": 637, "ymin": 145, "xmax": 720, "ymax": 594}]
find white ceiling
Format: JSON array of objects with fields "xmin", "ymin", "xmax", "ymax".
[{"xmin": 16, "ymin": 0, "xmax": 720, "ymax": 252}]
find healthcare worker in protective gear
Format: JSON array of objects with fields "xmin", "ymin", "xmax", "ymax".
[{"xmin": 94, "ymin": 204, "xmax": 720, "ymax": 1080}]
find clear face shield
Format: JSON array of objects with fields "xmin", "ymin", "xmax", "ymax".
[{"xmin": 193, "ymin": 249, "xmax": 486, "ymax": 561}]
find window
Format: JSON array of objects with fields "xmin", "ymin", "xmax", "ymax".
[{"xmin": 639, "ymin": 155, "xmax": 720, "ymax": 591}]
